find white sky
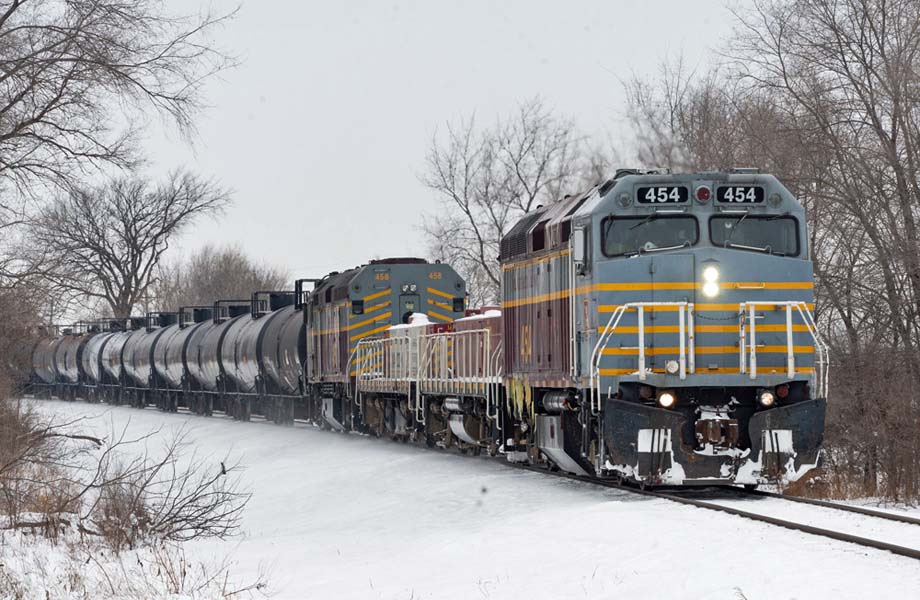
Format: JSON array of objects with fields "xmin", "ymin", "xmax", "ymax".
[{"xmin": 145, "ymin": 0, "xmax": 744, "ymax": 281}]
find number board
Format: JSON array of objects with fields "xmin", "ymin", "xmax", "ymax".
[
  {"xmin": 636, "ymin": 186, "xmax": 688, "ymax": 204},
  {"xmin": 717, "ymin": 186, "xmax": 764, "ymax": 203}
]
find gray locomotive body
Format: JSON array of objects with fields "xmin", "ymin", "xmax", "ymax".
[{"xmin": 500, "ymin": 170, "xmax": 826, "ymax": 486}]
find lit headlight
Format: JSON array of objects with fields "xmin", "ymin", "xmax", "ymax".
[
  {"xmin": 758, "ymin": 390, "xmax": 775, "ymax": 407},
  {"xmin": 657, "ymin": 391, "xmax": 676, "ymax": 408},
  {"xmin": 702, "ymin": 266, "xmax": 720, "ymax": 282},
  {"xmin": 702, "ymin": 281, "xmax": 720, "ymax": 298}
]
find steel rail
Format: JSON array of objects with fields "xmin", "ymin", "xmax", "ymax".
[
  {"xmin": 737, "ymin": 487, "xmax": 920, "ymax": 526},
  {"xmin": 507, "ymin": 464, "xmax": 920, "ymax": 561}
]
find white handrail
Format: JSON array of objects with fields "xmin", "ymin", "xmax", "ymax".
[
  {"xmin": 590, "ymin": 301, "xmax": 696, "ymax": 414},
  {"xmin": 739, "ymin": 300, "xmax": 829, "ymax": 399}
]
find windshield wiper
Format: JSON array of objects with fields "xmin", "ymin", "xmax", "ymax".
[
  {"xmin": 629, "ymin": 213, "xmax": 657, "ymax": 230},
  {"xmin": 640, "ymin": 240, "xmax": 692, "ymax": 254},
  {"xmin": 723, "ymin": 211, "xmax": 749, "ymax": 246},
  {"xmin": 725, "ymin": 241, "xmax": 770, "ymax": 253}
]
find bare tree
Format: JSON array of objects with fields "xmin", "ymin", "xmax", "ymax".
[
  {"xmin": 421, "ymin": 98, "xmax": 607, "ymax": 305},
  {"xmin": 0, "ymin": 403, "xmax": 249, "ymax": 549},
  {"xmin": 0, "ymin": 0, "xmax": 235, "ymax": 199},
  {"xmin": 28, "ymin": 171, "xmax": 231, "ymax": 319},
  {"xmin": 152, "ymin": 244, "xmax": 289, "ymax": 311}
]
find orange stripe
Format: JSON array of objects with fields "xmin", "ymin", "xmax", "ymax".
[
  {"xmin": 427, "ymin": 298, "xmax": 453, "ymax": 311},
  {"xmin": 602, "ymin": 345, "xmax": 814, "ymax": 356},
  {"xmin": 599, "ymin": 367, "xmax": 816, "ymax": 376},
  {"xmin": 427, "ymin": 309, "xmax": 454, "ymax": 322},
  {"xmin": 349, "ymin": 323, "xmax": 391, "ymax": 343},
  {"xmin": 426, "ymin": 287, "xmax": 454, "ymax": 300},
  {"xmin": 362, "ymin": 289, "xmax": 391, "ymax": 302}
]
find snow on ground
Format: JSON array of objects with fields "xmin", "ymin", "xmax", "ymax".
[{"xmin": 28, "ymin": 400, "xmax": 920, "ymax": 599}]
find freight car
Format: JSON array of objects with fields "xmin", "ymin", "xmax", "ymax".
[{"xmin": 29, "ymin": 169, "xmax": 828, "ymax": 488}]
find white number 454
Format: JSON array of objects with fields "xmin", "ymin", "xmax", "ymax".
[
  {"xmin": 724, "ymin": 187, "xmax": 757, "ymax": 202},
  {"xmin": 645, "ymin": 187, "xmax": 680, "ymax": 202}
]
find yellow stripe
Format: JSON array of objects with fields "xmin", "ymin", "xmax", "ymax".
[
  {"xmin": 503, "ymin": 290, "xmax": 570, "ymax": 308},
  {"xmin": 348, "ymin": 311, "xmax": 392, "ymax": 332},
  {"xmin": 503, "ymin": 281, "xmax": 814, "ymax": 309},
  {"xmin": 427, "ymin": 309, "xmax": 454, "ymax": 322},
  {"xmin": 597, "ymin": 303, "xmax": 815, "ymax": 313},
  {"xmin": 350, "ymin": 323, "xmax": 391, "ymax": 343},
  {"xmin": 598, "ymin": 304, "xmax": 681, "ymax": 313},
  {"xmin": 427, "ymin": 298, "xmax": 453, "ymax": 311},
  {"xmin": 599, "ymin": 366, "xmax": 816, "ymax": 376},
  {"xmin": 595, "ymin": 282, "xmax": 697, "ymax": 291},
  {"xmin": 602, "ymin": 345, "xmax": 814, "ymax": 356},
  {"xmin": 363, "ymin": 300, "xmax": 391, "ymax": 314},
  {"xmin": 599, "ymin": 324, "xmax": 813, "ymax": 334},
  {"xmin": 362, "ymin": 289, "xmax": 391, "ymax": 302},
  {"xmin": 501, "ymin": 248, "xmax": 572, "ymax": 271},
  {"xmin": 426, "ymin": 287, "xmax": 454, "ymax": 300},
  {"xmin": 726, "ymin": 282, "xmax": 814, "ymax": 290}
]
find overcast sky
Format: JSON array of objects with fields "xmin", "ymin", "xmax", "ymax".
[{"xmin": 146, "ymin": 0, "xmax": 743, "ymax": 282}]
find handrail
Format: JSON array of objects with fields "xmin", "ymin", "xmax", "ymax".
[
  {"xmin": 590, "ymin": 301, "xmax": 696, "ymax": 415},
  {"xmin": 569, "ymin": 242, "xmax": 578, "ymax": 378},
  {"xmin": 591, "ymin": 300, "xmax": 829, "ymax": 416},
  {"xmin": 740, "ymin": 300, "xmax": 829, "ymax": 399}
]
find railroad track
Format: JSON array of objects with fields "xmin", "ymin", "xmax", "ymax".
[
  {"xmin": 34, "ymin": 397, "xmax": 920, "ymax": 561},
  {"xmin": 513, "ymin": 465, "xmax": 920, "ymax": 561}
]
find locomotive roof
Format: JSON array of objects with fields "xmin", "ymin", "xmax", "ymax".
[
  {"xmin": 500, "ymin": 170, "xmax": 801, "ymax": 262},
  {"xmin": 310, "ymin": 257, "xmax": 433, "ymax": 305}
]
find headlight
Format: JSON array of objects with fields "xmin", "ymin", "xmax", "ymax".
[
  {"xmin": 702, "ymin": 266, "xmax": 720, "ymax": 282},
  {"xmin": 657, "ymin": 391, "xmax": 676, "ymax": 408},
  {"xmin": 401, "ymin": 284, "xmax": 410, "ymax": 293},
  {"xmin": 758, "ymin": 390, "xmax": 775, "ymax": 407},
  {"xmin": 409, "ymin": 283, "xmax": 417, "ymax": 292},
  {"xmin": 665, "ymin": 359, "xmax": 680, "ymax": 375},
  {"xmin": 702, "ymin": 281, "xmax": 720, "ymax": 298}
]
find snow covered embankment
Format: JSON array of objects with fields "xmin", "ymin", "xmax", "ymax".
[{"xmin": 28, "ymin": 400, "xmax": 920, "ymax": 600}]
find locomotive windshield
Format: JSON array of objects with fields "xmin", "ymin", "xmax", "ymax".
[
  {"xmin": 710, "ymin": 215, "xmax": 799, "ymax": 256},
  {"xmin": 602, "ymin": 215, "xmax": 698, "ymax": 257}
]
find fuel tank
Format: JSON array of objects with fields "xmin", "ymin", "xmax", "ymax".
[
  {"xmin": 184, "ymin": 320, "xmax": 218, "ymax": 390},
  {"xmin": 219, "ymin": 313, "xmax": 258, "ymax": 392},
  {"xmin": 55, "ymin": 334, "xmax": 85, "ymax": 383},
  {"xmin": 125, "ymin": 314, "xmax": 178, "ymax": 388},
  {"xmin": 153, "ymin": 323, "xmax": 183, "ymax": 389},
  {"xmin": 81, "ymin": 332, "xmax": 114, "ymax": 384},
  {"xmin": 190, "ymin": 302, "xmax": 250, "ymax": 392},
  {"xmin": 32, "ymin": 337, "xmax": 62, "ymax": 384},
  {"xmin": 102, "ymin": 330, "xmax": 131, "ymax": 381},
  {"xmin": 259, "ymin": 304, "xmax": 305, "ymax": 395},
  {"xmin": 121, "ymin": 327, "xmax": 151, "ymax": 387}
]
